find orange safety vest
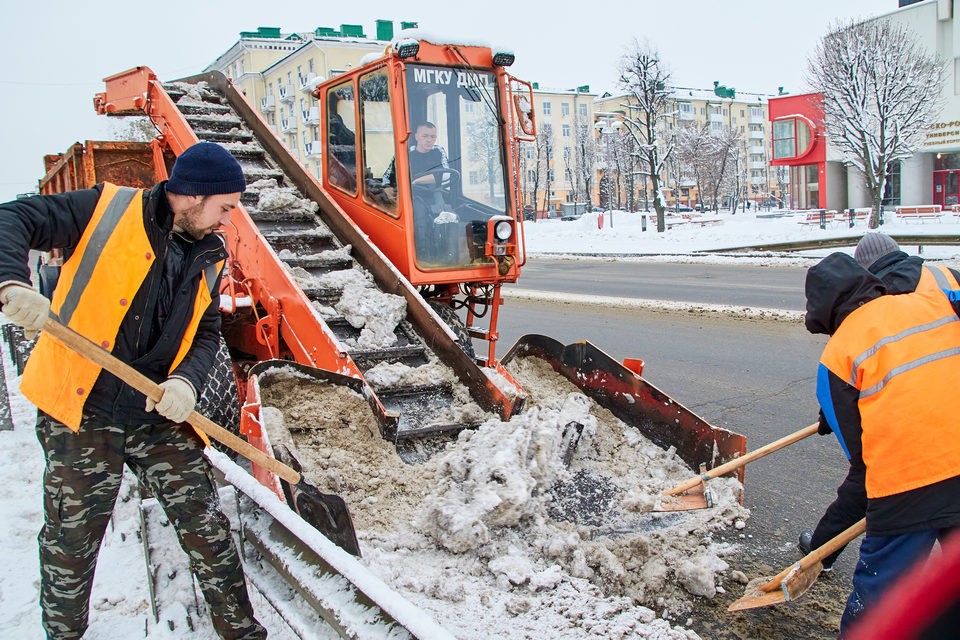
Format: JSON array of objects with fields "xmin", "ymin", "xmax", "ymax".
[
  {"xmin": 21, "ymin": 183, "xmax": 222, "ymax": 444},
  {"xmin": 917, "ymin": 264, "xmax": 960, "ymax": 292},
  {"xmin": 820, "ymin": 285, "xmax": 960, "ymax": 498}
]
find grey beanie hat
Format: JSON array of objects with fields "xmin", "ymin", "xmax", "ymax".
[
  {"xmin": 167, "ymin": 142, "xmax": 246, "ymax": 196},
  {"xmin": 854, "ymin": 232, "xmax": 899, "ymax": 269}
]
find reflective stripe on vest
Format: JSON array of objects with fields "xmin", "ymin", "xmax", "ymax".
[{"xmin": 918, "ymin": 264, "xmax": 960, "ymax": 293}]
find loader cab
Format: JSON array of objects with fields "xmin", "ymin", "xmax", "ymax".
[{"xmin": 317, "ymin": 41, "xmax": 526, "ymax": 287}]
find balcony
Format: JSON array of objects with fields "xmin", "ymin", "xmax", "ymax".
[
  {"xmin": 260, "ymin": 95, "xmax": 276, "ymax": 113},
  {"xmin": 749, "ymin": 129, "xmax": 765, "ymax": 140},
  {"xmin": 750, "ymin": 176, "xmax": 766, "ymax": 185},
  {"xmin": 708, "ymin": 112, "xmax": 724, "ymax": 123},
  {"xmin": 750, "ymin": 145, "xmax": 765, "ymax": 155},
  {"xmin": 305, "ymin": 141, "xmax": 322, "ymax": 157},
  {"xmin": 280, "ymin": 118, "xmax": 298, "ymax": 133},
  {"xmin": 302, "ymin": 106, "xmax": 320, "ymax": 127},
  {"xmin": 299, "ymin": 73, "xmax": 320, "ymax": 93},
  {"xmin": 750, "ymin": 161, "xmax": 766, "ymax": 170},
  {"xmin": 278, "ymin": 84, "xmax": 295, "ymax": 104},
  {"xmin": 749, "ymin": 112, "xmax": 765, "ymax": 125}
]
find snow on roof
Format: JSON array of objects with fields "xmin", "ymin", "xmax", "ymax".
[{"xmin": 394, "ymin": 27, "xmax": 509, "ymax": 53}]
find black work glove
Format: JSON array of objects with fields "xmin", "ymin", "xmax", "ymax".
[{"xmin": 817, "ymin": 410, "xmax": 833, "ymax": 435}]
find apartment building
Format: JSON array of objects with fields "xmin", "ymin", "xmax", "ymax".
[
  {"xmin": 518, "ymin": 85, "xmax": 597, "ymax": 216},
  {"xmin": 593, "ymin": 85, "xmax": 782, "ymax": 210},
  {"xmin": 204, "ymin": 21, "xmax": 415, "ymax": 180}
]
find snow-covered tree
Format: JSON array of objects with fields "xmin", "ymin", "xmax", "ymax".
[
  {"xmin": 617, "ymin": 40, "xmax": 673, "ymax": 231},
  {"xmin": 807, "ymin": 19, "xmax": 944, "ymax": 228}
]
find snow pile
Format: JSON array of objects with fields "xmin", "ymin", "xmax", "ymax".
[
  {"xmin": 334, "ymin": 283, "xmax": 407, "ymax": 349},
  {"xmin": 258, "ymin": 352, "xmax": 748, "ymax": 639},
  {"xmin": 253, "ymin": 182, "xmax": 319, "ymax": 215},
  {"xmin": 523, "ymin": 208, "xmax": 960, "ymax": 259}
]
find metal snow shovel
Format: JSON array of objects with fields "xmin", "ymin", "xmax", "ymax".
[
  {"xmin": 656, "ymin": 423, "xmax": 820, "ymax": 511},
  {"xmin": 40, "ymin": 314, "xmax": 361, "ymax": 556},
  {"xmin": 728, "ymin": 518, "xmax": 866, "ymax": 611}
]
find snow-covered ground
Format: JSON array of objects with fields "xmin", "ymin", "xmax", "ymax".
[
  {"xmin": 521, "ymin": 207, "xmax": 960, "ymax": 262},
  {"xmin": 2, "ymin": 207, "xmax": 958, "ymax": 639}
]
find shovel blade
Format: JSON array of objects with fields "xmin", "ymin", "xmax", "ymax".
[
  {"xmin": 274, "ymin": 445, "xmax": 361, "ymax": 557},
  {"xmin": 727, "ymin": 561, "xmax": 824, "ymax": 611},
  {"xmin": 652, "ymin": 481, "xmax": 710, "ymax": 512}
]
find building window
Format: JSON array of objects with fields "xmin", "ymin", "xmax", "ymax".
[
  {"xmin": 527, "ymin": 169, "xmax": 536, "ymax": 182},
  {"xmin": 543, "ymin": 101, "xmax": 552, "ymax": 115},
  {"xmin": 579, "ymin": 103, "xmax": 587, "ymax": 117},
  {"xmin": 563, "ymin": 147, "xmax": 571, "ymax": 162},
  {"xmin": 773, "ymin": 117, "xmax": 813, "ymax": 160},
  {"xmin": 562, "ymin": 124, "xmax": 570, "ymax": 137},
  {"xmin": 882, "ymin": 160, "xmax": 901, "ymax": 207},
  {"xmin": 561, "ymin": 102, "xmax": 570, "ymax": 116}
]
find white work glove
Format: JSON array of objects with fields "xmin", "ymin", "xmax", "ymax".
[
  {"xmin": 0, "ymin": 284, "xmax": 50, "ymax": 339},
  {"xmin": 146, "ymin": 377, "xmax": 197, "ymax": 423}
]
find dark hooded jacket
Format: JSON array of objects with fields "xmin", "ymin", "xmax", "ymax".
[
  {"xmin": 868, "ymin": 250, "xmax": 925, "ymax": 294},
  {"xmin": 806, "ymin": 252, "xmax": 960, "ymax": 536},
  {"xmin": 0, "ymin": 183, "xmax": 225, "ymax": 426}
]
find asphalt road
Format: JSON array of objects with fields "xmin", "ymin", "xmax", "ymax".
[{"xmin": 511, "ymin": 259, "xmax": 809, "ymax": 311}]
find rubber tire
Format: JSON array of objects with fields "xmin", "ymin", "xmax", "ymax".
[
  {"xmin": 196, "ymin": 336, "xmax": 241, "ymax": 438},
  {"xmin": 429, "ymin": 302, "xmax": 476, "ymax": 359}
]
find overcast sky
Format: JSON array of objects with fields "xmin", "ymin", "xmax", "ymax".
[{"xmin": 0, "ymin": 0, "xmax": 896, "ymax": 202}]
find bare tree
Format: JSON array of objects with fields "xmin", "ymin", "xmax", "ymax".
[
  {"xmin": 775, "ymin": 165, "xmax": 789, "ymax": 208},
  {"xmin": 617, "ymin": 40, "xmax": 673, "ymax": 232},
  {"xmin": 711, "ymin": 127, "xmax": 744, "ymax": 212},
  {"xmin": 538, "ymin": 124, "xmax": 555, "ymax": 216},
  {"xmin": 807, "ymin": 19, "xmax": 944, "ymax": 227}
]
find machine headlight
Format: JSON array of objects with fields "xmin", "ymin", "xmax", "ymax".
[
  {"xmin": 394, "ymin": 38, "xmax": 420, "ymax": 59},
  {"xmin": 494, "ymin": 220, "xmax": 513, "ymax": 241}
]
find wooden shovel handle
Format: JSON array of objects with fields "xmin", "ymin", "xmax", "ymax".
[
  {"xmin": 759, "ymin": 518, "xmax": 866, "ymax": 593},
  {"xmin": 666, "ymin": 423, "xmax": 819, "ymax": 496},
  {"xmin": 41, "ymin": 316, "xmax": 301, "ymax": 485}
]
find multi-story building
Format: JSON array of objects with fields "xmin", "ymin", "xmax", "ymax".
[
  {"xmin": 204, "ymin": 21, "xmax": 415, "ymax": 180},
  {"xmin": 593, "ymin": 85, "xmax": 782, "ymax": 210},
  {"xmin": 518, "ymin": 85, "xmax": 597, "ymax": 216}
]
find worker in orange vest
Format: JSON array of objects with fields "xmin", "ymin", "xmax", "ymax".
[
  {"xmin": 0, "ymin": 142, "xmax": 266, "ymax": 639},
  {"xmin": 805, "ymin": 252, "xmax": 960, "ymax": 635},
  {"xmin": 799, "ymin": 232, "xmax": 960, "ymax": 570}
]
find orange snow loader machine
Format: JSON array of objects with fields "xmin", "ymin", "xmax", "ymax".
[{"xmin": 28, "ymin": 37, "xmax": 745, "ymax": 557}]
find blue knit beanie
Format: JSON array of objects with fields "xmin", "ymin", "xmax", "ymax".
[{"xmin": 167, "ymin": 142, "xmax": 246, "ymax": 195}]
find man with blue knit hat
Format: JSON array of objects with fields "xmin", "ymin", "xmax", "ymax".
[{"xmin": 0, "ymin": 141, "xmax": 267, "ymax": 639}]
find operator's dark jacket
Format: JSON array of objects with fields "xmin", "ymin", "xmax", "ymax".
[
  {"xmin": 0, "ymin": 183, "xmax": 225, "ymax": 425},
  {"xmin": 805, "ymin": 253, "xmax": 960, "ymax": 536}
]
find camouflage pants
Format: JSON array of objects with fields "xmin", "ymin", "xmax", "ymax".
[{"xmin": 36, "ymin": 414, "xmax": 267, "ymax": 640}]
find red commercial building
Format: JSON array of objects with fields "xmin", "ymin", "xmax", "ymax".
[{"xmin": 768, "ymin": 93, "xmax": 833, "ymax": 210}]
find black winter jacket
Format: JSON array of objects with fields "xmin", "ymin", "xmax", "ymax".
[{"xmin": 0, "ymin": 183, "xmax": 226, "ymax": 425}]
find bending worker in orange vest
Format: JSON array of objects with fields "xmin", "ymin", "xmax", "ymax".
[
  {"xmin": 804, "ymin": 252, "xmax": 960, "ymax": 636},
  {"xmin": 0, "ymin": 142, "xmax": 266, "ymax": 639},
  {"xmin": 798, "ymin": 232, "xmax": 960, "ymax": 570}
]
